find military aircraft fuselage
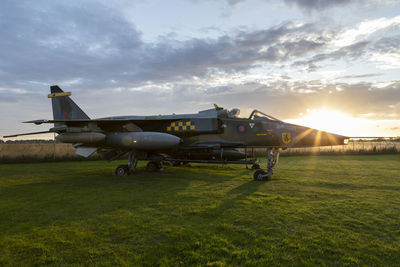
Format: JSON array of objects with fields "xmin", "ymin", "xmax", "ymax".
[{"xmin": 70, "ymin": 108, "xmax": 346, "ymax": 151}]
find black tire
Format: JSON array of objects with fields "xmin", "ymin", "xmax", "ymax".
[
  {"xmin": 172, "ymin": 161, "xmax": 182, "ymax": 166},
  {"xmin": 253, "ymin": 169, "xmax": 268, "ymax": 181},
  {"xmin": 115, "ymin": 165, "xmax": 129, "ymax": 176},
  {"xmin": 146, "ymin": 161, "xmax": 161, "ymax": 172},
  {"xmin": 251, "ymin": 163, "xmax": 261, "ymax": 170}
]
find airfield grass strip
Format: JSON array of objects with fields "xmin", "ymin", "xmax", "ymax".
[{"xmin": 0, "ymin": 154, "xmax": 399, "ymax": 265}]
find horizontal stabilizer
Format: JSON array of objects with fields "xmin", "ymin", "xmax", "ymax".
[
  {"xmin": 48, "ymin": 92, "xmax": 71, "ymax": 98},
  {"xmin": 76, "ymin": 147, "xmax": 98, "ymax": 158},
  {"xmin": 23, "ymin": 119, "xmax": 51, "ymax": 125},
  {"xmin": 102, "ymin": 149, "xmax": 129, "ymax": 162},
  {"xmin": 3, "ymin": 130, "xmax": 54, "ymax": 138}
]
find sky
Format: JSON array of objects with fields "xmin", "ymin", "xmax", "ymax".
[{"xmin": 1, "ymin": 0, "xmax": 400, "ymax": 138}]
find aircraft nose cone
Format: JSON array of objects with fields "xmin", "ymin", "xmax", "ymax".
[{"xmin": 294, "ymin": 126, "xmax": 348, "ymax": 147}]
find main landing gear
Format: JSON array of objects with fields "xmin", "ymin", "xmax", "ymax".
[
  {"xmin": 145, "ymin": 161, "xmax": 163, "ymax": 172},
  {"xmin": 115, "ymin": 151, "xmax": 163, "ymax": 176},
  {"xmin": 115, "ymin": 151, "xmax": 138, "ymax": 176},
  {"xmin": 253, "ymin": 148, "xmax": 280, "ymax": 181}
]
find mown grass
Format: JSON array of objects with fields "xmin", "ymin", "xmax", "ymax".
[{"xmin": 0, "ymin": 154, "xmax": 399, "ymax": 266}]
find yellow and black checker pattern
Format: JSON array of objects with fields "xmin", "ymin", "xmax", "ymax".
[{"xmin": 167, "ymin": 121, "xmax": 195, "ymax": 132}]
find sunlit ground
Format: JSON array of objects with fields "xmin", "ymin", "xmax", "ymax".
[{"xmin": 286, "ymin": 109, "xmax": 400, "ymax": 137}]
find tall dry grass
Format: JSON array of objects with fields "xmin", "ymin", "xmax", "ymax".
[
  {"xmin": 1, "ymin": 141, "xmax": 398, "ymax": 163},
  {"xmin": 282, "ymin": 141, "xmax": 400, "ymax": 155},
  {"xmin": 246, "ymin": 141, "xmax": 400, "ymax": 156},
  {"xmin": 0, "ymin": 143, "xmax": 82, "ymax": 163}
]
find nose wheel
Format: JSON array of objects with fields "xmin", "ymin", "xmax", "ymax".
[{"xmin": 253, "ymin": 148, "xmax": 279, "ymax": 181}]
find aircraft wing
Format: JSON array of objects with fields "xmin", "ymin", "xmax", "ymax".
[
  {"xmin": 3, "ymin": 130, "xmax": 55, "ymax": 138},
  {"xmin": 23, "ymin": 118, "xmax": 194, "ymax": 124}
]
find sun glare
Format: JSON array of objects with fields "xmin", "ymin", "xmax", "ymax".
[{"xmin": 287, "ymin": 109, "xmax": 362, "ymax": 136}]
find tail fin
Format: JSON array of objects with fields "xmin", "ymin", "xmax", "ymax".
[{"xmin": 49, "ymin": 85, "xmax": 90, "ymax": 125}]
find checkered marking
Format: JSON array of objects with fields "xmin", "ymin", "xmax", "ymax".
[{"xmin": 167, "ymin": 121, "xmax": 195, "ymax": 132}]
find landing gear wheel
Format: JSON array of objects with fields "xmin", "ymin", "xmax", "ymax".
[
  {"xmin": 251, "ymin": 163, "xmax": 261, "ymax": 170},
  {"xmin": 115, "ymin": 165, "xmax": 129, "ymax": 176},
  {"xmin": 172, "ymin": 161, "xmax": 182, "ymax": 166},
  {"xmin": 146, "ymin": 161, "xmax": 162, "ymax": 172},
  {"xmin": 253, "ymin": 169, "xmax": 270, "ymax": 181}
]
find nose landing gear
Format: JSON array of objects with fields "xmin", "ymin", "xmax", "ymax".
[{"xmin": 253, "ymin": 148, "xmax": 279, "ymax": 181}]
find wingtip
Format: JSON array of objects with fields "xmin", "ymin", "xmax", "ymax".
[
  {"xmin": 50, "ymin": 85, "xmax": 63, "ymax": 93},
  {"xmin": 23, "ymin": 119, "xmax": 49, "ymax": 125}
]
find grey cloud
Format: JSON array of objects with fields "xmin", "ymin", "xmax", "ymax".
[
  {"xmin": 293, "ymin": 34, "xmax": 400, "ymax": 71},
  {"xmin": 336, "ymin": 73, "xmax": 383, "ymax": 79},
  {"xmin": 139, "ymin": 23, "xmax": 329, "ymax": 82},
  {"xmin": 0, "ymin": 0, "xmax": 143, "ymax": 89},
  {"xmin": 205, "ymin": 86, "xmax": 233, "ymax": 94},
  {"xmin": 284, "ymin": 0, "xmax": 354, "ymax": 10},
  {"xmin": 373, "ymin": 35, "xmax": 400, "ymax": 53},
  {"xmin": 226, "ymin": 0, "xmax": 246, "ymax": 5},
  {"xmin": 293, "ymin": 41, "xmax": 369, "ymax": 70},
  {"xmin": 0, "ymin": 1, "xmax": 333, "ymax": 91},
  {"xmin": 226, "ymin": 0, "xmax": 357, "ymax": 9}
]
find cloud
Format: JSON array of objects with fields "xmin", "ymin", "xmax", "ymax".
[
  {"xmin": 226, "ymin": 0, "xmax": 246, "ymax": 5},
  {"xmin": 0, "ymin": 1, "xmax": 334, "ymax": 91},
  {"xmin": 294, "ymin": 33, "xmax": 400, "ymax": 71},
  {"xmin": 292, "ymin": 41, "xmax": 369, "ymax": 70},
  {"xmin": 226, "ymin": 0, "xmax": 397, "ymax": 10},
  {"xmin": 333, "ymin": 15, "xmax": 400, "ymax": 46},
  {"xmin": 138, "ymin": 22, "xmax": 330, "ymax": 84},
  {"xmin": 336, "ymin": 73, "xmax": 383, "ymax": 79},
  {"xmin": 225, "ymin": 0, "xmax": 357, "ymax": 9},
  {"xmin": 0, "ymin": 0, "xmax": 143, "ymax": 89},
  {"xmin": 283, "ymin": 0, "xmax": 354, "ymax": 10},
  {"xmin": 370, "ymin": 35, "xmax": 400, "ymax": 69}
]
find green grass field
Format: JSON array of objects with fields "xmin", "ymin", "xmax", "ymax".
[{"xmin": 1, "ymin": 154, "xmax": 399, "ymax": 266}]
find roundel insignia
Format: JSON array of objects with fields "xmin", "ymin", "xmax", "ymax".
[
  {"xmin": 236, "ymin": 124, "xmax": 247, "ymax": 134},
  {"xmin": 282, "ymin": 132, "xmax": 291, "ymax": 144}
]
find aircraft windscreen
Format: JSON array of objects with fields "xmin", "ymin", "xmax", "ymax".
[{"xmin": 249, "ymin": 110, "xmax": 281, "ymax": 121}]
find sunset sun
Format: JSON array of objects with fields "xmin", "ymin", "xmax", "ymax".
[{"xmin": 288, "ymin": 109, "xmax": 363, "ymax": 136}]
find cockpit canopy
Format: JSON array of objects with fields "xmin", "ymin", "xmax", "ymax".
[
  {"xmin": 205, "ymin": 105, "xmax": 281, "ymax": 121},
  {"xmin": 249, "ymin": 109, "xmax": 281, "ymax": 121}
]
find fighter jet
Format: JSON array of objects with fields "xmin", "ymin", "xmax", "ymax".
[{"xmin": 4, "ymin": 85, "xmax": 348, "ymax": 181}]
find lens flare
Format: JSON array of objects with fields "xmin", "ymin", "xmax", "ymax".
[{"xmin": 287, "ymin": 109, "xmax": 357, "ymax": 136}]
